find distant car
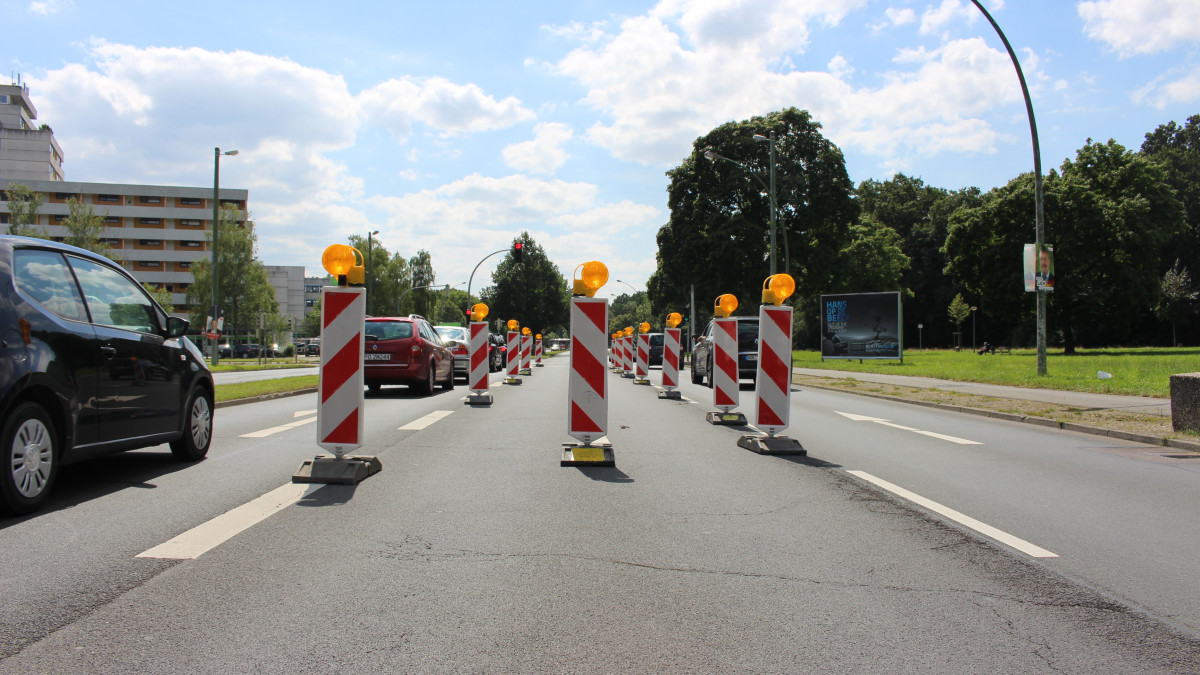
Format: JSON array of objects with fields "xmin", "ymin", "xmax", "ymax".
[
  {"xmin": 363, "ymin": 315, "xmax": 454, "ymax": 395},
  {"xmin": 690, "ymin": 317, "xmax": 759, "ymax": 387},
  {"xmin": 233, "ymin": 343, "xmax": 259, "ymax": 359},
  {"xmin": 304, "ymin": 341, "xmax": 320, "ymax": 356},
  {"xmin": 0, "ymin": 236, "xmax": 214, "ymax": 515},
  {"xmin": 434, "ymin": 325, "xmax": 470, "ymax": 382},
  {"xmin": 647, "ymin": 332, "xmax": 664, "ymax": 366},
  {"xmin": 217, "ymin": 343, "xmax": 232, "ymax": 359}
]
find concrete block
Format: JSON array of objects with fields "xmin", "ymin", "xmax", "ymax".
[
  {"xmin": 465, "ymin": 394, "xmax": 493, "ymax": 406},
  {"xmin": 1170, "ymin": 373, "xmax": 1200, "ymax": 433},
  {"xmin": 658, "ymin": 390, "xmax": 682, "ymax": 400},
  {"xmin": 292, "ymin": 455, "xmax": 381, "ymax": 484},
  {"xmin": 706, "ymin": 411, "xmax": 747, "ymax": 426},
  {"xmin": 737, "ymin": 434, "xmax": 806, "ymax": 455},
  {"xmin": 561, "ymin": 443, "xmax": 615, "ymax": 467}
]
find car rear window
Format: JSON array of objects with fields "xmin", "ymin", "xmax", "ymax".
[
  {"xmin": 737, "ymin": 322, "xmax": 759, "ymax": 350},
  {"xmin": 649, "ymin": 334, "xmax": 664, "ymax": 345},
  {"xmin": 366, "ymin": 321, "xmax": 413, "ymax": 340}
]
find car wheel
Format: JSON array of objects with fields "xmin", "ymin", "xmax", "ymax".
[
  {"xmin": 706, "ymin": 357, "xmax": 715, "ymax": 388},
  {"xmin": 1, "ymin": 401, "xmax": 58, "ymax": 515},
  {"xmin": 170, "ymin": 388, "xmax": 213, "ymax": 461},
  {"xmin": 421, "ymin": 361, "xmax": 436, "ymax": 396},
  {"xmin": 691, "ymin": 361, "xmax": 702, "ymax": 384},
  {"xmin": 440, "ymin": 365, "xmax": 454, "ymax": 391},
  {"xmin": 367, "ymin": 382, "xmax": 382, "ymax": 395}
]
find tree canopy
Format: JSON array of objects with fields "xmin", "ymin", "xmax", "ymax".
[
  {"xmin": 184, "ymin": 204, "xmax": 277, "ymax": 339},
  {"xmin": 480, "ymin": 232, "xmax": 569, "ymax": 335}
]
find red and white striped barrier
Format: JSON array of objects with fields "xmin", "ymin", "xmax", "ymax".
[
  {"xmin": 520, "ymin": 334, "xmax": 532, "ymax": 375},
  {"xmin": 755, "ymin": 304, "xmax": 792, "ymax": 435},
  {"xmin": 317, "ymin": 286, "xmax": 365, "ymax": 456},
  {"xmin": 567, "ymin": 297, "xmax": 609, "ymax": 446},
  {"xmin": 622, "ymin": 335, "xmax": 633, "ymax": 376},
  {"xmin": 611, "ymin": 337, "xmax": 622, "ymax": 370},
  {"xmin": 634, "ymin": 332, "xmax": 650, "ymax": 382},
  {"xmin": 467, "ymin": 322, "xmax": 491, "ymax": 403},
  {"xmin": 706, "ymin": 317, "xmax": 745, "ymax": 424},
  {"xmin": 535, "ymin": 338, "xmax": 544, "ymax": 366},
  {"xmin": 660, "ymin": 327, "xmax": 681, "ymax": 397},
  {"xmin": 506, "ymin": 330, "xmax": 520, "ymax": 381}
]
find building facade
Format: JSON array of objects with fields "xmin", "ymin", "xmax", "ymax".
[{"xmin": 0, "ymin": 82, "xmax": 65, "ymax": 183}]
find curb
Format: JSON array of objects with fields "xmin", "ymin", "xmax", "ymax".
[
  {"xmin": 215, "ymin": 387, "xmax": 317, "ymax": 409},
  {"xmin": 794, "ymin": 377, "xmax": 1200, "ymax": 453}
]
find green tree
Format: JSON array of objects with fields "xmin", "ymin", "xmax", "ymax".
[
  {"xmin": 1155, "ymin": 260, "xmax": 1197, "ymax": 347},
  {"xmin": 63, "ymin": 198, "xmax": 110, "ymax": 257},
  {"xmin": 609, "ymin": 291, "xmax": 653, "ymax": 335},
  {"xmin": 481, "ymin": 232, "xmax": 569, "ymax": 335},
  {"xmin": 143, "ymin": 283, "xmax": 174, "ymax": 314},
  {"xmin": 303, "ymin": 303, "xmax": 322, "ymax": 337},
  {"xmin": 184, "ymin": 204, "xmax": 277, "ymax": 342},
  {"xmin": 1141, "ymin": 115, "xmax": 1200, "ymax": 279},
  {"xmin": 5, "ymin": 183, "xmax": 45, "ymax": 238},
  {"xmin": 348, "ymin": 234, "xmax": 414, "ymax": 317},
  {"xmin": 648, "ymin": 107, "xmax": 858, "ymax": 325},
  {"xmin": 948, "ymin": 293, "xmax": 971, "ymax": 336},
  {"xmin": 407, "ymin": 249, "xmax": 437, "ymax": 318}
]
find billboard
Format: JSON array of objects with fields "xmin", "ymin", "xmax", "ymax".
[{"xmin": 820, "ymin": 292, "xmax": 903, "ymax": 360}]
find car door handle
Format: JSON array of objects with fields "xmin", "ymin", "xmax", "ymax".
[{"xmin": 100, "ymin": 345, "xmax": 117, "ymax": 358}]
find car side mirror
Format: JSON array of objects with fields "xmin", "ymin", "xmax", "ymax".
[{"xmin": 166, "ymin": 316, "xmax": 189, "ymax": 339}]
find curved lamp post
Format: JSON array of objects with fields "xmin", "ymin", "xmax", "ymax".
[
  {"xmin": 703, "ymin": 140, "xmax": 781, "ymax": 276},
  {"xmin": 971, "ymin": 0, "xmax": 1046, "ymax": 375}
]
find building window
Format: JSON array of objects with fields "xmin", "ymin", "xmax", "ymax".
[
  {"xmin": 179, "ymin": 262, "xmax": 192, "ymax": 269},
  {"xmin": 103, "ymin": 238, "xmax": 122, "ymax": 246},
  {"xmin": 137, "ymin": 261, "xmax": 162, "ymax": 268},
  {"xmin": 138, "ymin": 239, "xmax": 162, "ymax": 246},
  {"xmin": 54, "ymin": 193, "xmax": 73, "ymax": 200},
  {"xmin": 179, "ymin": 219, "xmax": 203, "ymax": 227},
  {"xmin": 54, "ymin": 215, "xmax": 67, "ymax": 223},
  {"xmin": 179, "ymin": 197, "xmax": 202, "ymax": 206},
  {"xmin": 179, "ymin": 240, "xmax": 202, "ymax": 248},
  {"xmin": 97, "ymin": 194, "xmax": 120, "ymax": 203},
  {"xmin": 138, "ymin": 196, "xmax": 162, "ymax": 204},
  {"xmin": 0, "ymin": 214, "xmax": 8, "ymax": 224},
  {"xmin": 305, "ymin": 285, "xmax": 322, "ymax": 294},
  {"xmin": 305, "ymin": 299, "xmax": 316, "ymax": 307},
  {"xmin": 138, "ymin": 218, "xmax": 162, "ymax": 226},
  {"xmin": 104, "ymin": 216, "xmax": 120, "ymax": 224}
]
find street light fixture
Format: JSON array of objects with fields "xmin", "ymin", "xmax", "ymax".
[
  {"xmin": 210, "ymin": 147, "xmax": 238, "ymax": 366},
  {"xmin": 614, "ymin": 279, "xmax": 639, "ymax": 296},
  {"xmin": 703, "ymin": 140, "xmax": 780, "ymax": 275}
]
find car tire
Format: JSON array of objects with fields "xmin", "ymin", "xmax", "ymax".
[
  {"xmin": 706, "ymin": 356, "xmax": 715, "ymax": 388},
  {"xmin": 170, "ymin": 388, "xmax": 213, "ymax": 461},
  {"xmin": 420, "ymin": 361, "xmax": 436, "ymax": 396},
  {"xmin": 440, "ymin": 365, "xmax": 454, "ymax": 391},
  {"xmin": 691, "ymin": 361, "xmax": 701, "ymax": 384},
  {"xmin": 1, "ymin": 401, "xmax": 58, "ymax": 515},
  {"xmin": 367, "ymin": 382, "xmax": 381, "ymax": 395}
]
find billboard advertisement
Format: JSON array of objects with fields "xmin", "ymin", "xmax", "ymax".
[
  {"xmin": 820, "ymin": 292, "xmax": 903, "ymax": 360},
  {"xmin": 1023, "ymin": 243, "xmax": 1055, "ymax": 292}
]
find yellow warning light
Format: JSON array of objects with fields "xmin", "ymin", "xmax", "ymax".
[
  {"xmin": 522, "ymin": 327, "xmax": 532, "ymax": 336},
  {"xmin": 714, "ymin": 293, "xmax": 738, "ymax": 318},
  {"xmin": 623, "ymin": 326, "xmax": 634, "ymax": 337},
  {"xmin": 470, "ymin": 303, "xmax": 489, "ymax": 321},
  {"xmin": 322, "ymin": 244, "xmax": 365, "ymax": 285},
  {"xmin": 507, "ymin": 319, "xmax": 519, "ymax": 331},
  {"xmin": 639, "ymin": 322, "xmax": 650, "ymax": 334},
  {"xmin": 572, "ymin": 261, "xmax": 609, "ymax": 297},
  {"xmin": 535, "ymin": 333, "xmax": 542, "ymax": 340},
  {"xmin": 666, "ymin": 312, "xmax": 682, "ymax": 328},
  {"xmin": 762, "ymin": 274, "xmax": 796, "ymax": 305}
]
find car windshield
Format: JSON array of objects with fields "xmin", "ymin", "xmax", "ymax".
[{"xmin": 366, "ymin": 321, "xmax": 413, "ymax": 340}]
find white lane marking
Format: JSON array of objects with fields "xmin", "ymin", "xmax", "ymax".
[
  {"xmin": 137, "ymin": 483, "xmax": 317, "ymax": 560},
  {"xmin": 834, "ymin": 411, "xmax": 982, "ymax": 445},
  {"xmin": 239, "ymin": 416, "xmax": 317, "ymax": 438},
  {"xmin": 398, "ymin": 409, "xmax": 455, "ymax": 431},
  {"xmin": 294, "ymin": 409, "xmax": 317, "ymax": 418},
  {"xmin": 847, "ymin": 470, "xmax": 1058, "ymax": 558}
]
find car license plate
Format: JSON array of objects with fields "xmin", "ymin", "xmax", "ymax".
[
  {"xmin": 364, "ymin": 353, "xmax": 391, "ymax": 361},
  {"xmin": 745, "ymin": 353, "xmax": 757, "ymax": 361}
]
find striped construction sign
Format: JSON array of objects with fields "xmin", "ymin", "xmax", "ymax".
[
  {"xmin": 712, "ymin": 317, "xmax": 739, "ymax": 413},
  {"xmin": 520, "ymin": 334, "xmax": 532, "ymax": 373},
  {"xmin": 535, "ymin": 338, "xmax": 543, "ymax": 366},
  {"xmin": 635, "ymin": 333, "xmax": 649, "ymax": 378},
  {"xmin": 506, "ymin": 331, "xmax": 520, "ymax": 377},
  {"xmin": 469, "ymin": 321, "xmax": 489, "ymax": 393},
  {"xmin": 568, "ymin": 297, "xmax": 609, "ymax": 444},
  {"xmin": 755, "ymin": 305, "xmax": 793, "ymax": 434},
  {"xmin": 317, "ymin": 285, "xmax": 366, "ymax": 456},
  {"xmin": 622, "ymin": 336, "xmax": 633, "ymax": 374},
  {"xmin": 662, "ymin": 327, "xmax": 681, "ymax": 390}
]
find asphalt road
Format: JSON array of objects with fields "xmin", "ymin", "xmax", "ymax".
[{"xmin": 2, "ymin": 357, "xmax": 1199, "ymax": 673}]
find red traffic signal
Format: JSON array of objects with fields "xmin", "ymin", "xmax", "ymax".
[{"xmin": 513, "ymin": 242, "xmax": 524, "ymax": 262}]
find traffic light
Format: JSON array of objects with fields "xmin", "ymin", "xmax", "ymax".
[{"xmin": 513, "ymin": 241, "xmax": 524, "ymax": 262}]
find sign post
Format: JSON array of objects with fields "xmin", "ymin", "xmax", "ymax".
[
  {"xmin": 738, "ymin": 275, "xmax": 804, "ymax": 455},
  {"xmin": 465, "ymin": 303, "xmax": 493, "ymax": 406},
  {"xmin": 563, "ymin": 261, "xmax": 614, "ymax": 466},
  {"xmin": 659, "ymin": 312, "xmax": 683, "ymax": 400},
  {"xmin": 706, "ymin": 294, "xmax": 746, "ymax": 426}
]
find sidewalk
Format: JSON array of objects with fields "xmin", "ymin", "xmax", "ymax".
[{"xmin": 791, "ymin": 367, "xmax": 1171, "ymax": 415}]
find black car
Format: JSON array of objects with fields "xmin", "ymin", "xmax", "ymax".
[
  {"xmin": 647, "ymin": 332, "xmax": 664, "ymax": 366},
  {"xmin": 233, "ymin": 343, "xmax": 259, "ymax": 359},
  {"xmin": 690, "ymin": 316, "xmax": 759, "ymax": 387},
  {"xmin": 0, "ymin": 236, "xmax": 214, "ymax": 515}
]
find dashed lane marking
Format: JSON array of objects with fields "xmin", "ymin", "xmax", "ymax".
[{"xmin": 398, "ymin": 409, "xmax": 455, "ymax": 431}]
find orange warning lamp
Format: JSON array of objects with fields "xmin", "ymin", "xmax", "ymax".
[
  {"xmin": 469, "ymin": 303, "xmax": 489, "ymax": 321},
  {"xmin": 623, "ymin": 326, "xmax": 633, "ymax": 338},
  {"xmin": 507, "ymin": 319, "xmax": 519, "ymax": 331},
  {"xmin": 321, "ymin": 244, "xmax": 365, "ymax": 286},
  {"xmin": 572, "ymin": 261, "xmax": 609, "ymax": 297},
  {"xmin": 522, "ymin": 327, "xmax": 531, "ymax": 336},
  {"xmin": 535, "ymin": 333, "xmax": 542, "ymax": 340},
  {"xmin": 762, "ymin": 274, "xmax": 796, "ymax": 305},
  {"xmin": 714, "ymin": 293, "xmax": 738, "ymax": 318},
  {"xmin": 639, "ymin": 322, "xmax": 651, "ymax": 334},
  {"xmin": 665, "ymin": 312, "xmax": 682, "ymax": 328}
]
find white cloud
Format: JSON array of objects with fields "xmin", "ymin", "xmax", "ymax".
[
  {"xmin": 919, "ymin": 0, "xmax": 978, "ymax": 37},
  {"xmin": 828, "ymin": 55, "xmax": 855, "ymax": 78},
  {"xmin": 886, "ymin": 7, "xmax": 916, "ymax": 26},
  {"xmin": 28, "ymin": 0, "xmax": 69, "ymax": 15},
  {"xmin": 1079, "ymin": 0, "xmax": 1200, "ymax": 57},
  {"xmin": 503, "ymin": 122, "xmax": 574, "ymax": 174},
  {"xmin": 357, "ymin": 77, "xmax": 535, "ymax": 141},
  {"xmin": 1133, "ymin": 69, "xmax": 1200, "ymax": 109}
]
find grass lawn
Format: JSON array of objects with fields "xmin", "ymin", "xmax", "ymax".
[{"xmin": 792, "ymin": 347, "xmax": 1200, "ymax": 398}]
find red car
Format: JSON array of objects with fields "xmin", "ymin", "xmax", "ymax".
[{"xmin": 363, "ymin": 315, "xmax": 454, "ymax": 395}]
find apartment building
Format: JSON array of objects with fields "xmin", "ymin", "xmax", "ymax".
[
  {"xmin": 0, "ymin": 180, "xmax": 248, "ymax": 312},
  {"xmin": 0, "ymin": 82, "xmax": 65, "ymax": 183}
]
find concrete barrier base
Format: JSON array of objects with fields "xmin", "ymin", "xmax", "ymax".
[
  {"xmin": 292, "ymin": 455, "xmax": 382, "ymax": 484},
  {"xmin": 1170, "ymin": 373, "xmax": 1200, "ymax": 433}
]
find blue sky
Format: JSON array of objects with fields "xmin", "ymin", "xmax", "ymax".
[{"xmin": 5, "ymin": 0, "xmax": 1199, "ymax": 293}]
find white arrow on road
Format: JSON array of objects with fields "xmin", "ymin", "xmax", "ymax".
[{"xmin": 835, "ymin": 411, "xmax": 982, "ymax": 445}]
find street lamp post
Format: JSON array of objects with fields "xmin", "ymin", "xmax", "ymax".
[
  {"xmin": 614, "ymin": 279, "xmax": 639, "ymax": 296},
  {"xmin": 366, "ymin": 229, "xmax": 379, "ymax": 314},
  {"xmin": 210, "ymin": 147, "xmax": 238, "ymax": 366},
  {"xmin": 970, "ymin": 0, "xmax": 1046, "ymax": 375},
  {"xmin": 970, "ymin": 306, "xmax": 978, "ymax": 352},
  {"xmin": 917, "ymin": 323, "xmax": 924, "ymax": 350}
]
